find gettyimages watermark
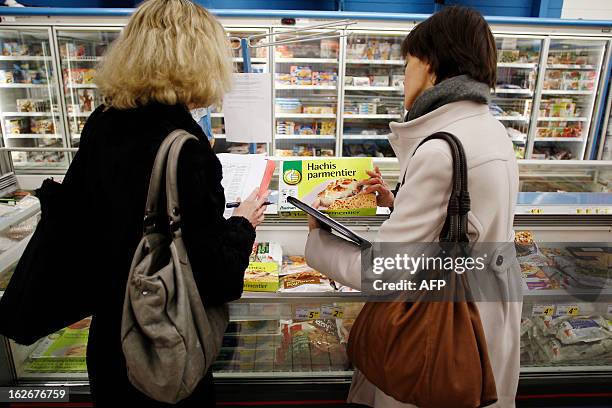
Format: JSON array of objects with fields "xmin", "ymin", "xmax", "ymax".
[{"xmin": 360, "ymin": 242, "xmax": 611, "ymax": 302}]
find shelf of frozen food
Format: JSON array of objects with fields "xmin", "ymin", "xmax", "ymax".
[
  {"xmin": 68, "ymin": 112, "xmax": 93, "ymax": 117},
  {"xmin": 3, "ymin": 133, "xmax": 63, "ymax": 139},
  {"xmin": 232, "ymin": 57, "xmax": 267, "ymax": 63},
  {"xmin": 1, "ymin": 112, "xmax": 59, "ymax": 117},
  {"xmin": 62, "ymin": 56, "xmax": 102, "ymax": 62},
  {"xmin": 65, "ymin": 84, "xmax": 97, "ymax": 89},
  {"xmin": 0, "ymin": 84, "xmax": 49, "ymax": 88},
  {"xmin": 275, "ymin": 113, "xmax": 336, "ymax": 119},
  {"xmin": 515, "ymin": 192, "xmax": 611, "ymax": 215},
  {"xmin": 546, "ymin": 64, "xmax": 596, "ymax": 70},
  {"xmin": 541, "ymin": 90, "xmax": 593, "ymax": 95},
  {"xmin": 534, "ymin": 137, "xmax": 585, "ymax": 142},
  {"xmin": 71, "ymin": 133, "xmax": 80, "ymax": 139},
  {"xmin": 494, "ymin": 88, "xmax": 533, "ymax": 95},
  {"xmin": 275, "ymin": 85, "xmax": 337, "ymax": 90},
  {"xmin": 343, "ymin": 114, "xmax": 402, "ymax": 119},
  {"xmin": 537, "ymin": 117, "xmax": 588, "ymax": 122},
  {"xmin": 3, "ymin": 134, "xmax": 63, "ymax": 139},
  {"xmin": 275, "ymin": 135, "xmax": 336, "ymax": 140},
  {"xmin": 496, "ymin": 116, "xmax": 530, "ymax": 121},
  {"xmin": 342, "ymin": 134, "xmax": 388, "ymax": 140},
  {"xmin": 235, "ymin": 292, "xmax": 367, "ymax": 304},
  {"xmin": 0, "ymin": 56, "xmax": 52, "ymax": 61},
  {"xmin": 345, "ymin": 59, "xmax": 404, "ymax": 65},
  {"xmin": 344, "ymin": 86, "xmax": 402, "ymax": 92},
  {"xmin": 497, "ymin": 62, "xmax": 538, "ymax": 69},
  {"xmin": 275, "ymin": 58, "xmax": 337, "ymax": 64}
]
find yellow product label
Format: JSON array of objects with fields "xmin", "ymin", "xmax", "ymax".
[
  {"xmin": 279, "ymin": 158, "xmax": 376, "ymax": 216},
  {"xmin": 243, "ymin": 261, "xmax": 280, "ymax": 292}
]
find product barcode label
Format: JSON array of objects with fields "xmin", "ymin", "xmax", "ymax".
[
  {"xmin": 295, "ymin": 306, "xmax": 320, "ymax": 320},
  {"xmin": 532, "ymin": 304, "xmax": 555, "ymax": 317},
  {"xmin": 557, "ymin": 305, "xmax": 580, "ymax": 316},
  {"xmin": 321, "ymin": 305, "xmax": 344, "ymax": 319}
]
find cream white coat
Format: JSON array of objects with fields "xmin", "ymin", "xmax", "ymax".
[{"xmin": 305, "ymin": 101, "xmax": 522, "ymax": 408}]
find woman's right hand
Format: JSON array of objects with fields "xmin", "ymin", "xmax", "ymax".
[
  {"xmin": 232, "ymin": 188, "xmax": 269, "ymax": 228},
  {"xmin": 357, "ymin": 166, "xmax": 395, "ymax": 208}
]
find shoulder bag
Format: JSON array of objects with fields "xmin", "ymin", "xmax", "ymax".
[
  {"xmin": 121, "ymin": 130, "xmax": 229, "ymax": 403},
  {"xmin": 347, "ymin": 132, "xmax": 498, "ymax": 408}
]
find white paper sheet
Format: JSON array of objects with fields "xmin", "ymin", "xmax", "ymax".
[
  {"xmin": 218, "ymin": 153, "xmax": 268, "ymax": 218},
  {"xmin": 222, "ymin": 73, "xmax": 272, "ymax": 143}
]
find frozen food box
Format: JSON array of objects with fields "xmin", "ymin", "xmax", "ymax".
[
  {"xmin": 243, "ymin": 242, "xmax": 282, "ymax": 292},
  {"xmin": 279, "ymin": 157, "xmax": 377, "ymax": 216}
]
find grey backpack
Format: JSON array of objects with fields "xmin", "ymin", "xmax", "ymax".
[{"xmin": 121, "ymin": 130, "xmax": 229, "ymax": 403}]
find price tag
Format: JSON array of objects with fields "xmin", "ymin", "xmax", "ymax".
[
  {"xmin": 529, "ymin": 208, "xmax": 544, "ymax": 214},
  {"xmin": 532, "ymin": 304, "xmax": 555, "ymax": 317},
  {"xmin": 321, "ymin": 305, "xmax": 344, "ymax": 319},
  {"xmin": 557, "ymin": 305, "xmax": 580, "ymax": 316},
  {"xmin": 295, "ymin": 306, "xmax": 320, "ymax": 320}
]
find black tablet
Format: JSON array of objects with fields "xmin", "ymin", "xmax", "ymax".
[{"xmin": 287, "ymin": 196, "xmax": 372, "ymax": 248}]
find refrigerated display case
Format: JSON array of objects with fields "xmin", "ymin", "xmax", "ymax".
[
  {"xmin": 0, "ymin": 28, "xmax": 67, "ymax": 170},
  {"xmin": 0, "ymin": 160, "xmax": 610, "ymax": 403},
  {"xmin": 533, "ymin": 38, "xmax": 607, "ymax": 160},
  {"xmin": 0, "ymin": 16, "xmax": 610, "ymax": 169},
  {"xmin": 273, "ymin": 30, "xmax": 340, "ymax": 157},
  {"xmin": 342, "ymin": 31, "xmax": 405, "ymax": 157},
  {"xmin": 56, "ymin": 29, "xmax": 120, "ymax": 148},
  {"xmin": 212, "ymin": 29, "xmax": 271, "ymax": 155},
  {"xmin": 493, "ymin": 35, "xmax": 542, "ymax": 159}
]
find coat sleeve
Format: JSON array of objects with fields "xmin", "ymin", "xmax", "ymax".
[
  {"xmin": 177, "ymin": 139, "xmax": 256, "ymax": 306},
  {"xmin": 305, "ymin": 142, "xmax": 454, "ymax": 291}
]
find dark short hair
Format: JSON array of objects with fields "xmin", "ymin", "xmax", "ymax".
[{"xmin": 401, "ymin": 6, "xmax": 497, "ymax": 88}]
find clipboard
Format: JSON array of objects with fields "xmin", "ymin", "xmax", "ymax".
[{"xmin": 287, "ymin": 196, "xmax": 372, "ymax": 249}]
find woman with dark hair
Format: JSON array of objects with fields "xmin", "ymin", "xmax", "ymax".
[{"xmin": 305, "ymin": 6, "xmax": 521, "ymax": 408}]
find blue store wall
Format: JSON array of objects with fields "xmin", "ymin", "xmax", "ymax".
[{"xmin": 15, "ymin": 0, "xmax": 563, "ymax": 18}]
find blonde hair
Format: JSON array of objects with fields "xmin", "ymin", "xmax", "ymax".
[{"xmin": 96, "ymin": 0, "xmax": 233, "ymax": 109}]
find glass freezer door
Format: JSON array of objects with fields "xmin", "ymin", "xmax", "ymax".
[
  {"xmin": 56, "ymin": 29, "xmax": 120, "ymax": 148},
  {"xmin": 493, "ymin": 36, "xmax": 542, "ymax": 160},
  {"xmin": 342, "ymin": 32, "xmax": 405, "ymax": 158},
  {"xmin": 0, "ymin": 28, "xmax": 67, "ymax": 170},
  {"xmin": 273, "ymin": 30, "xmax": 340, "ymax": 157},
  {"xmin": 534, "ymin": 38, "xmax": 607, "ymax": 160}
]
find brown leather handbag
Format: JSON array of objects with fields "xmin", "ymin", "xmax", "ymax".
[{"xmin": 347, "ymin": 132, "xmax": 498, "ymax": 408}]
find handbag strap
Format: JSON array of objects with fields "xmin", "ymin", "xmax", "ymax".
[
  {"xmin": 143, "ymin": 129, "xmax": 197, "ymax": 234},
  {"xmin": 398, "ymin": 131, "xmax": 470, "ymax": 243},
  {"xmin": 165, "ymin": 131, "xmax": 198, "ymax": 236}
]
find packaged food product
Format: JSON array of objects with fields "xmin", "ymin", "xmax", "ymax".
[
  {"xmin": 280, "ymin": 256, "xmax": 335, "ymax": 293},
  {"xmin": 320, "ymin": 121, "xmax": 336, "ymax": 135},
  {"xmin": 31, "ymin": 119, "xmax": 55, "ymax": 134},
  {"xmin": 391, "ymin": 74, "xmax": 404, "ymax": 88},
  {"xmin": 279, "ymin": 157, "xmax": 376, "ymax": 216},
  {"xmin": 275, "ymin": 73, "xmax": 292, "ymax": 85},
  {"xmin": 320, "ymin": 39, "xmax": 338, "ymax": 59},
  {"xmin": 0, "ymin": 70, "xmax": 14, "ymax": 83},
  {"xmin": 555, "ymin": 317, "xmax": 611, "ymax": 345},
  {"xmin": 353, "ymin": 76, "xmax": 371, "ymax": 87},
  {"xmin": 244, "ymin": 242, "xmax": 282, "ymax": 292},
  {"xmin": 78, "ymin": 89, "xmax": 96, "ymax": 113},
  {"xmin": 5, "ymin": 118, "xmax": 29, "ymax": 134},
  {"xmin": 290, "ymin": 66, "xmax": 312, "ymax": 85},
  {"xmin": 372, "ymin": 75, "xmax": 389, "ymax": 86}
]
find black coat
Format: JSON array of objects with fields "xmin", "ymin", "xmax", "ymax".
[{"xmin": 61, "ymin": 103, "xmax": 255, "ymax": 407}]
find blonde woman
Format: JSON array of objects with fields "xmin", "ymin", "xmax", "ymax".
[{"xmin": 61, "ymin": 1, "xmax": 267, "ymax": 406}]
